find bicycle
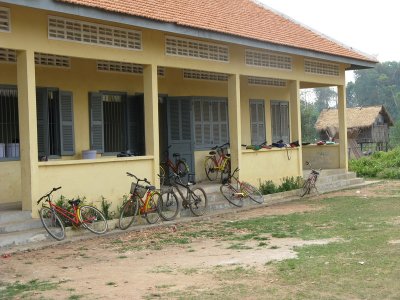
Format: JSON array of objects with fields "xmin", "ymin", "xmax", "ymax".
[
  {"xmin": 300, "ymin": 161, "xmax": 321, "ymax": 197},
  {"xmin": 160, "ymin": 145, "xmax": 189, "ymax": 185},
  {"xmin": 220, "ymin": 167, "xmax": 264, "ymax": 206},
  {"xmin": 119, "ymin": 172, "xmax": 166, "ymax": 230},
  {"xmin": 37, "ymin": 187, "xmax": 108, "ymax": 241},
  {"xmin": 161, "ymin": 172, "xmax": 208, "ymax": 217},
  {"xmin": 204, "ymin": 142, "xmax": 231, "ymax": 182}
]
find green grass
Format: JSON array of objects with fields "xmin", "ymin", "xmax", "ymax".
[{"xmin": 0, "ymin": 279, "xmax": 59, "ymax": 299}]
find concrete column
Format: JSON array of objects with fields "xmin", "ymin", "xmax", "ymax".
[
  {"xmin": 290, "ymin": 80, "xmax": 302, "ymax": 175},
  {"xmin": 338, "ymin": 85, "xmax": 348, "ymax": 170},
  {"xmin": 143, "ymin": 64, "xmax": 160, "ymax": 185},
  {"xmin": 228, "ymin": 74, "xmax": 242, "ymax": 173},
  {"xmin": 17, "ymin": 50, "xmax": 38, "ymax": 212}
]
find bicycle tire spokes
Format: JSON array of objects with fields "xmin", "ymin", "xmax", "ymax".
[
  {"xmin": 79, "ymin": 205, "xmax": 108, "ymax": 234},
  {"xmin": 189, "ymin": 187, "xmax": 208, "ymax": 216},
  {"xmin": 39, "ymin": 207, "xmax": 65, "ymax": 241}
]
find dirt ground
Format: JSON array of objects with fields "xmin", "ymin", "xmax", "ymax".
[{"xmin": 0, "ymin": 181, "xmax": 394, "ymax": 299}]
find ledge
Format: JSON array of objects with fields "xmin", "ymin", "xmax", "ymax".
[
  {"xmin": 38, "ymin": 155, "xmax": 154, "ymax": 167},
  {"xmin": 242, "ymin": 147, "xmax": 300, "ymax": 154}
]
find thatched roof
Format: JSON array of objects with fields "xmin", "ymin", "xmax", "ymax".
[{"xmin": 315, "ymin": 106, "xmax": 394, "ymax": 134}]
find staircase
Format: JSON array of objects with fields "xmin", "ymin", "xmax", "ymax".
[{"xmin": 0, "ymin": 209, "xmax": 48, "ymax": 250}]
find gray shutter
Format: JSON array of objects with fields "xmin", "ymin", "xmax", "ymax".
[
  {"xmin": 280, "ymin": 102, "xmax": 290, "ymax": 143},
  {"xmin": 36, "ymin": 88, "xmax": 49, "ymax": 157},
  {"xmin": 250, "ymin": 100, "xmax": 265, "ymax": 145},
  {"xmin": 271, "ymin": 101, "xmax": 280, "ymax": 143},
  {"xmin": 89, "ymin": 92, "xmax": 104, "ymax": 153},
  {"xmin": 59, "ymin": 91, "xmax": 75, "ymax": 155},
  {"xmin": 127, "ymin": 95, "xmax": 145, "ymax": 155}
]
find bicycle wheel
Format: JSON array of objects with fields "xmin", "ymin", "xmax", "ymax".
[
  {"xmin": 119, "ymin": 197, "xmax": 139, "ymax": 230},
  {"xmin": 300, "ymin": 179, "xmax": 312, "ymax": 197},
  {"xmin": 79, "ymin": 205, "xmax": 108, "ymax": 234},
  {"xmin": 145, "ymin": 191, "xmax": 161, "ymax": 224},
  {"xmin": 39, "ymin": 207, "xmax": 65, "ymax": 241},
  {"xmin": 241, "ymin": 182, "xmax": 264, "ymax": 204},
  {"xmin": 189, "ymin": 187, "xmax": 208, "ymax": 216},
  {"xmin": 220, "ymin": 184, "xmax": 243, "ymax": 207},
  {"xmin": 158, "ymin": 191, "xmax": 179, "ymax": 221},
  {"xmin": 204, "ymin": 157, "xmax": 218, "ymax": 181},
  {"xmin": 177, "ymin": 160, "xmax": 189, "ymax": 177}
]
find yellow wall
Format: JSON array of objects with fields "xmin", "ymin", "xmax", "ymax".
[
  {"xmin": 34, "ymin": 156, "xmax": 154, "ymax": 217},
  {"xmin": 302, "ymin": 144, "xmax": 340, "ymax": 170},
  {"xmin": 0, "ymin": 161, "xmax": 21, "ymax": 204},
  {"xmin": 241, "ymin": 148, "xmax": 301, "ymax": 186}
]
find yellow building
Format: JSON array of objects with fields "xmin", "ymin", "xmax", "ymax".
[{"xmin": 0, "ymin": 0, "xmax": 377, "ymax": 215}]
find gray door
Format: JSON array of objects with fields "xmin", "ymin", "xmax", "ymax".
[{"xmin": 167, "ymin": 97, "xmax": 194, "ymax": 174}]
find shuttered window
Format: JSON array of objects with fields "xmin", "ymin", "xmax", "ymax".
[
  {"xmin": 0, "ymin": 87, "xmax": 19, "ymax": 160},
  {"xmin": 36, "ymin": 88, "xmax": 75, "ymax": 157},
  {"xmin": 250, "ymin": 100, "xmax": 266, "ymax": 145},
  {"xmin": 271, "ymin": 101, "xmax": 290, "ymax": 144},
  {"xmin": 193, "ymin": 98, "xmax": 228, "ymax": 149},
  {"xmin": 89, "ymin": 92, "xmax": 144, "ymax": 155}
]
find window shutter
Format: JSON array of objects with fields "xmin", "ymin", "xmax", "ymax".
[
  {"xmin": 271, "ymin": 101, "xmax": 290, "ymax": 143},
  {"xmin": 36, "ymin": 88, "xmax": 49, "ymax": 156},
  {"xmin": 59, "ymin": 91, "xmax": 75, "ymax": 155},
  {"xmin": 250, "ymin": 100, "xmax": 265, "ymax": 145},
  {"xmin": 280, "ymin": 102, "xmax": 290, "ymax": 143},
  {"xmin": 126, "ymin": 95, "xmax": 145, "ymax": 155},
  {"xmin": 89, "ymin": 92, "xmax": 104, "ymax": 153}
]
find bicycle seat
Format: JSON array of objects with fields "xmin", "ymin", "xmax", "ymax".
[
  {"xmin": 68, "ymin": 199, "xmax": 81, "ymax": 206},
  {"xmin": 226, "ymin": 154, "xmax": 230, "ymax": 157},
  {"xmin": 146, "ymin": 185, "xmax": 156, "ymax": 191},
  {"xmin": 209, "ymin": 151, "xmax": 216, "ymax": 155},
  {"xmin": 172, "ymin": 153, "xmax": 180, "ymax": 157},
  {"xmin": 311, "ymin": 170, "xmax": 320, "ymax": 175}
]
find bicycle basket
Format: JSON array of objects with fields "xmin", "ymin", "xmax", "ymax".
[{"xmin": 131, "ymin": 182, "xmax": 147, "ymax": 198}]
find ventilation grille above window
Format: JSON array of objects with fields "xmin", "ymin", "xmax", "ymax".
[
  {"xmin": 166, "ymin": 36, "xmax": 229, "ymax": 62},
  {"xmin": 305, "ymin": 59, "xmax": 339, "ymax": 76},
  {"xmin": 97, "ymin": 60, "xmax": 165, "ymax": 77},
  {"xmin": 248, "ymin": 76, "xmax": 287, "ymax": 87},
  {"xmin": 0, "ymin": 48, "xmax": 70, "ymax": 68},
  {"xmin": 245, "ymin": 49, "xmax": 292, "ymax": 70},
  {"xmin": 48, "ymin": 16, "xmax": 142, "ymax": 50},
  {"xmin": 0, "ymin": 48, "xmax": 16, "ymax": 63},
  {"xmin": 35, "ymin": 53, "xmax": 70, "ymax": 68},
  {"xmin": 0, "ymin": 7, "xmax": 10, "ymax": 32},
  {"xmin": 183, "ymin": 69, "xmax": 228, "ymax": 81}
]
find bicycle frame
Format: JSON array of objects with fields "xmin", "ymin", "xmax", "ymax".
[
  {"xmin": 227, "ymin": 170, "xmax": 250, "ymax": 197},
  {"xmin": 207, "ymin": 146, "xmax": 229, "ymax": 171},
  {"xmin": 47, "ymin": 201, "xmax": 81, "ymax": 226},
  {"xmin": 133, "ymin": 190, "xmax": 157, "ymax": 215}
]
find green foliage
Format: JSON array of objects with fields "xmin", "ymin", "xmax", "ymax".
[
  {"xmin": 259, "ymin": 176, "xmax": 302, "ymax": 195},
  {"xmin": 100, "ymin": 196, "xmax": 114, "ymax": 220},
  {"xmin": 349, "ymin": 146, "xmax": 400, "ymax": 179},
  {"xmin": 0, "ymin": 279, "xmax": 59, "ymax": 299}
]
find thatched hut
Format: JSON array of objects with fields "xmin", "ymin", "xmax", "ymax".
[{"xmin": 315, "ymin": 105, "xmax": 394, "ymax": 155}]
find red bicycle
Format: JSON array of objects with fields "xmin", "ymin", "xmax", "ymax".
[
  {"xmin": 204, "ymin": 142, "xmax": 231, "ymax": 182},
  {"xmin": 37, "ymin": 187, "xmax": 108, "ymax": 241},
  {"xmin": 160, "ymin": 145, "xmax": 189, "ymax": 184}
]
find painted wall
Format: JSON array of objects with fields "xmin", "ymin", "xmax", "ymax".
[
  {"xmin": 241, "ymin": 148, "xmax": 301, "ymax": 186},
  {"xmin": 302, "ymin": 144, "xmax": 340, "ymax": 170},
  {"xmin": 0, "ymin": 161, "xmax": 21, "ymax": 204}
]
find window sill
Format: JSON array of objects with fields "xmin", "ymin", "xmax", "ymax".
[
  {"xmin": 38, "ymin": 155, "xmax": 154, "ymax": 166},
  {"xmin": 242, "ymin": 147, "xmax": 300, "ymax": 154}
]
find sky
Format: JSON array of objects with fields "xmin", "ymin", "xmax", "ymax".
[{"xmin": 258, "ymin": 1, "xmax": 400, "ymax": 64}]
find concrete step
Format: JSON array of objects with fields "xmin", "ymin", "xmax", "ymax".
[
  {"xmin": 0, "ymin": 210, "xmax": 32, "ymax": 224},
  {"xmin": 0, "ymin": 228, "xmax": 48, "ymax": 248},
  {"xmin": 0, "ymin": 218, "xmax": 43, "ymax": 234}
]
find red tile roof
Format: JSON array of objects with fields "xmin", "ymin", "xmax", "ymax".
[{"xmin": 56, "ymin": 0, "xmax": 376, "ymax": 63}]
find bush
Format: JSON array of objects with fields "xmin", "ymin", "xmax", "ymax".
[
  {"xmin": 100, "ymin": 196, "xmax": 114, "ymax": 220},
  {"xmin": 259, "ymin": 180, "xmax": 277, "ymax": 195},
  {"xmin": 259, "ymin": 176, "xmax": 302, "ymax": 195},
  {"xmin": 349, "ymin": 146, "xmax": 400, "ymax": 179}
]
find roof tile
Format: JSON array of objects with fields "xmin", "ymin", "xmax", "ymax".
[{"xmin": 56, "ymin": 0, "xmax": 376, "ymax": 63}]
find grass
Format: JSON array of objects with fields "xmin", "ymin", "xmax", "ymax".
[
  {"xmin": 154, "ymin": 187, "xmax": 400, "ymax": 299},
  {"xmin": 0, "ymin": 279, "xmax": 59, "ymax": 299}
]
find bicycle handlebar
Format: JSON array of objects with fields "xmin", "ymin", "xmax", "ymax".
[
  {"xmin": 126, "ymin": 172, "xmax": 151, "ymax": 185},
  {"xmin": 211, "ymin": 142, "xmax": 230, "ymax": 150},
  {"xmin": 37, "ymin": 186, "xmax": 62, "ymax": 204}
]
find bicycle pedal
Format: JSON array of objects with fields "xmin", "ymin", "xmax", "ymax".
[
  {"xmin": 182, "ymin": 201, "xmax": 189, "ymax": 208},
  {"xmin": 234, "ymin": 192, "xmax": 244, "ymax": 197}
]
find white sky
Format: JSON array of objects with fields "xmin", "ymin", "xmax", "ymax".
[{"xmin": 258, "ymin": 0, "xmax": 400, "ymax": 63}]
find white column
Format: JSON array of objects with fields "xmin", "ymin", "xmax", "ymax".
[
  {"xmin": 17, "ymin": 50, "xmax": 39, "ymax": 212},
  {"xmin": 228, "ymin": 74, "xmax": 242, "ymax": 173},
  {"xmin": 143, "ymin": 64, "xmax": 160, "ymax": 185},
  {"xmin": 338, "ymin": 85, "xmax": 348, "ymax": 170}
]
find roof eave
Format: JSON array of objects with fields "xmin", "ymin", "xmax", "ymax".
[{"xmin": 1, "ymin": 0, "xmax": 377, "ymax": 69}]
